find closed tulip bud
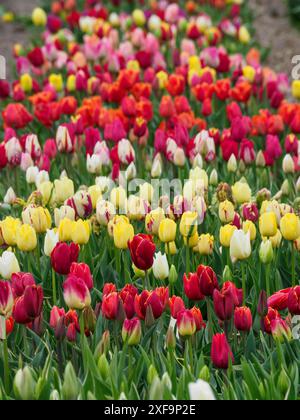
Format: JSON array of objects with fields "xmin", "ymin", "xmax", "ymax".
[
  {"xmin": 166, "ymin": 326, "xmax": 176, "ymax": 350},
  {"xmin": 151, "ymin": 157, "xmax": 162, "ymax": 178},
  {"xmin": 22, "ymin": 206, "xmax": 51, "ymax": 234},
  {"xmin": 281, "ymin": 179, "xmax": 290, "ymax": 196},
  {"xmin": 44, "ymin": 229, "xmax": 59, "ymax": 257},
  {"xmin": 223, "ymin": 265, "xmax": 233, "ymax": 281},
  {"xmin": 140, "ymin": 183, "xmax": 154, "ymax": 203},
  {"xmin": 234, "ymin": 306, "xmax": 252, "ymax": 332},
  {"xmin": 209, "ymin": 169, "xmax": 218, "ymax": 186},
  {"xmin": 58, "ymin": 218, "xmax": 73, "ymax": 242},
  {"xmin": 288, "ymin": 286, "xmax": 300, "ymax": 315},
  {"xmin": 158, "ymin": 218, "xmax": 177, "ymax": 243},
  {"xmin": 257, "ymin": 290, "xmax": 268, "ymax": 317},
  {"xmin": 63, "ymin": 275, "xmax": 91, "ymax": 310},
  {"xmin": 197, "ymin": 234, "xmax": 214, "ymax": 255},
  {"xmin": 16, "ymin": 224, "xmax": 37, "ymax": 252},
  {"xmin": 280, "ymin": 213, "xmax": 300, "ymax": 241},
  {"xmin": 147, "ymin": 365, "xmax": 159, "ymax": 385},
  {"xmin": 32, "ymin": 8, "xmax": 47, "ymax": 26},
  {"xmin": 153, "ymin": 252, "xmax": 169, "ymax": 281},
  {"xmin": 184, "ymin": 272, "xmax": 203, "ymax": 301},
  {"xmin": 180, "ymin": 211, "xmax": 198, "ymax": 238},
  {"xmin": 259, "ymin": 211, "xmax": 278, "ymax": 238},
  {"xmin": 51, "ymin": 242, "xmax": 79, "ymax": 275},
  {"xmin": 278, "ymin": 368, "xmax": 290, "ymax": 395},
  {"xmin": 199, "ymin": 366, "xmax": 210, "ymax": 382},
  {"xmin": 283, "ymin": 154, "xmax": 295, "ymax": 174},
  {"xmin": 296, "ymin": 177, "xmax": 300, "ymax": 193},
  {"xmin": 259, "ymin": 240, "xmax": 274, "ymax": 264},
  {"xmin": 198, "ymin": 265, "xmax": 219, "ymax": 297},
  {"xmin": 62, "ymin": 362, "xmax": 79, "ymax": 401},
  {"xmin": 188, "ymin": 379, "xmax": 215, "ymax": 401},
  {"xmin": 14, "ymin": 367, "xmax": 36, "ymax": 400},
  {"xmin": 132, "ymin": 9, "xmax": 146, "ymax": 26},
  {"xmin": 49, "ymin": 74, "xmax": 64, "ymax": 93},
  {"xmin": 213, "ymin": 287, "xmax": 235, "ymax": 321},
  {"xmin": 113, "ymin": 221, "xmax": 135, "ymax": 250},
  {"xmin": 20, "ymin": 74, "xmax": 32, "ymax": 93},
  {"xmin": 0, "ymin": 217, "xmax": 21, "ymax": 246},
  {"xmin": 26, "ymin": 166, "xmax": 39, "ymax": 184},
  {"xmin": 232, "ymin": 181, "xmax": 252, "ymax": 204},
  {"xmin": 53, "ymin": 178, "xmax": 74, "ymax": 204},
  {"xmin": 220, "ymin": 224, "xmax": 237, "ymax": 248},
  {"xmin": 271, "ymin": 318, "xmax": 292, "ymax": 343},
  {"xmin": 0, "ymin": 281, "xmax": 14, "ymax": 317},
  {"xmin": 243, "ymin": 220, "xmax": 257, "ymax": 241},
  {"xmin": 227, "ymin": 154, "xmax": 237, "ymax": 173},
  {"xmin": 4, "ymin": 187, "xmax": 16, "ymax": 205},
  {"xmin": 219, "ymin": 200, "xmax": 235, "ymax": 223},
  {"xmin": 71, "ymin": 220, "xmax": 91, "ymax": 245},
  {"xmin": 193, "ymin": 154, "xmax": 203, "ymax": 169},
  {"xmin": 0, "ymin": 251, "xmax": 20, "ymax": 280},
  {"xmin": 94, "ymin": 330, "xmax": 110, "ymax": 357},
  {"xmin": 177, "ymin": 309, "xmax": 196, "ymax": 337},
  {"xmin": 211, "ymin": 333, "xmax": 234, "ymax": 369},
  {"xmin": 110, "ymin": 187, "xmax": 127, "ymax": 210},
  {"xmin": 230, "ymin": 230, "xmax": 251, "ymax": 262},
  {"xmin": 82, "ymin": 306, "xmax": 96, "ymax": 334},
  {"xmin": 122, "ymin": 318, "xmax": 142, "ymax": 346},
  {"xmin": 23, "ymin": 285, "xmax": 43, "ymax": 319},
  {"xmin": 98, "ymin": 354, "xmax": 110, "ymax": 380},
  {"xmin": 169, "ymin": 264, "xmax": 178, "ymax": 284}
]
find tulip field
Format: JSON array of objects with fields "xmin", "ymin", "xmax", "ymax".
[{"xmin": 0, "ymin": 0, "xmax": 300, "ymax": 402}]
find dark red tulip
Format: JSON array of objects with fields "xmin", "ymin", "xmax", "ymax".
[
  {"xmin": 213, "ymin": 287, "xmax": 235, "ymax": 321},
  {"xmin": 169, "ymin": 296, "xmax": 185, "ymax": 319},
  {"xmin": 102, "ymin": 292, "xmax": 120, "ymax": 320},
  {"xmin": 242, "ymin": 203, "xmax": 259, "ymax": 223},
  {"xmin": 211, "ymin": 333, "xmax": 234, "ymax": 369},
  {"xmin": 119, "ymin": 284, "xmax": 138, "ymax": 319},
  {"xmin": 11, "ymin": 272, "xmax": 36, "ymax": 298},
  {"xmin": 12, "ymin": 297, "xmax": 31, "ymax": 325},
  {"xmin": 27, "ymin": 47, "xmax": 44, "ymax": 67},
  {"xmin": 70, "ymin": 262, "xmax": 93, "ymax": 290},
  {"xmin": 23, "ymin": 285, "xmax": 43, "ymax": 319},
  {"xmin": 288, "ymin": 286, "xmax": 300, "ymax": 315},
  {"xmin": 184, "ymin": 272, "xmax": 204, "ymax": 301},
  {"xmin": 197, "ymin": 265, "xmax": 219, "ymax": 297},
  {"xmin": 135, "ymin": 288, "xmax": 168, "ymax": 320},
  {"xmin": 234, "ymin": 307, "xmax": 253, "ymax": 332},
  {"xmin": 128, "ymin": 234, "xmax": 156, "ymax": 271},
  {"xmin": 51, "ymin": 242, "xmax": 80, "ymax": 275}
]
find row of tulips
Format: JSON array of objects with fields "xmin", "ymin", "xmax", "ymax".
[{"xmin": 0, "ymin": 0, "xmax": 299, "ymax": 401}]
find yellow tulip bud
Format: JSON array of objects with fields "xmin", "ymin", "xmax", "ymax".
[
  {"xmin": 220, "ymin": 224, "xmax": 237, "ymax": 248},
  {"xmin": 32, "ymin": 8, "xmax": 47, "ymax": 26},
  {"xmin": 71, "ymin": 220, "xmax": 91, "ymax": 245},
  {"xmin": 165, "ymin": 241, "xmax": 177, "ymax": 255},
  {"xmin": 184, "ymin": 231, "xmax": 199, "ymax": 248},
  {"xmin": 159, "ymin": 219, "xmax": 177, "ymax": 243},
  {"xmin": 20, "ymin": 74, "xmax": 33, "ymax": 93},
  {"xmin": 58, "ymin": 218, "xmax": 74, "ymax": 242},
  {"xmin": 242, "ymin": 66, "xmax": 256, "ymax": 83},
  {"xmin": 22, "ymin": 206, "xmax": 51, "ymax": 234},
  {"xmin": 218, "ymin": 200, "xmax": 235, "ymax": 223},
  {"xmin": 110, "ymin": 187, "xmax": 127, "ymax": 209},
  {"xmin": 197, "ymin": 234, "xmax": 214, "ymax": 255},
  {"xmin": 280, "ymin": 213, "xmax": 300, "ymax": 241},
  {"xmin": 53, "ymin": 178, "xmax": 75, "ymax": 204},
  {"xmin": 259, "ymin": 212, "xmax": 278, "ymax": 238},
  {"xmin": 292, "ymin": 80, "xmax": 300, "ymax": 100},
  {"xmin": 132, "ymin": 9, "xmax": 146, "ymax": 27},
  {"xmin": 0, "ymin": 217, "xmax": 22, "ymax": 246},
  {"xmin": 67, "ymin": 75, "xmax": 76, "ymax": 92},
  {"xmin": 88, "ymin": 185, "xmax": 102, "ymax": 209},
  {"xmin": 180, "ymin": 211, "xmax": 198, "ymax": 238},
  {"xmin": 49, "ymin": 74, "xmax": 64, "ymax": 92},
  {"xmin": 17, "ymin": 224, "xmax": 37, "ymax": 252},
  {"xmin": 38, "ymin": 181, "xmax": 53, "ymax": 206},
  {"xmin": 232, "ymin": 181, "xmax": 252, "ymax": 204},
  {"xmin": 243, "ymin": 220, "xmax": 257, "ymax": 241},
  {"xmin": 239, "ymin": 26, "xmax": 250, "ymax": 44},
  {"xmin": 113, "ymin": 222, "xmax": 134, "ymax": 250}
]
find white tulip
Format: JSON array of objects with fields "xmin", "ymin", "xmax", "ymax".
[
  {"xmin": 227, "ymin": 154, "xmax": 237, "ymax": 173},
  {"xmin": 282, "ymin": 154, "xmax": 295, "ymax": 174},
  {"xmin": 4, "ymin": 187, "xmax": 16, "ymax": 205},
  {"xmin": 44, "ymin": 229, "xmax": 59, "ymax": 257},
  {"xmin": 54, "ymin": 205, "xmax": 75, "ymax": 227},
  {"xmin": 0, "ymin": 251, "xmax": 20, "ymax": 280},
  {"xmin": 87, "ymin": 154, "xmax": 102, "ymax": 174},
  {"xmin": 230, "ymin": 230, "xmax": 251, "ymax": 262},
  {"xmin": 188, "ymin": 380, "xmax": 216, "ymax": 401},
  {"xmin": 153, "ymin": 252, "xmax": 169, "ymax": 280},
  {"xmin": 125, "ymin": 162, "xmax": 137, "ymax": 180},
  {"xmin": 26, "ymin": 166, "xmax": 39, "ymax": 184},
  {"xmin": 35, "ymin": 170, "xmax": 49, "ymax": 188}
]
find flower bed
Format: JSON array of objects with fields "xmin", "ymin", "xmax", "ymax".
[{"xmin": 0, "ymin": 0, "xmax": 299, "ymax": 401}]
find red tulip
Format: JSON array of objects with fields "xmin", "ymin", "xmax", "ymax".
[
  {"xmin": 135, "ymin": 288, "xmax": 168, "ymax": 320},
  {"xmin": 264, "ymin": 307, "xmax": 281, "ymax": 334},
  {"xmin": 288, "ymin": 286, "xmax": 300, "ymax": 315},
  {"xmin": 70, "ymin": 262, "xmax": 93, "ymax": 290},
  {"xmin": 5, "ymin": 317, "xmax": 14, "ymax": 336},
  {"xmin": 63, "ymin": 275, "xmax": 91, "ymax": 310},
  {"xmin": 0, "ymin": 281, "xmax": 14, "ymax": 317},
  {"xmin": 242, "ymin": 203, "xmax": 259, "ymax": 223},
  {"xmin": 213, "ymin": 287, "xmax": 235, "ymax": 321},
  {"xmin": 119, "ymin": 284, "xmax": 138, "ymax": 319},
  {"xmin": 51, "ymin": 242, "xmax": 80, "ymax": 275},
  {"xmin": 27, "ymin": 47, "xmax": 44, "ymax": 67},
  {"xmin": 2, "ymin": 103, "xmax": 33, "ymax": 129},
  {"xmin": 0, "ymin": 143, "xmax": 8, "ymax": 169},
  {"xmin": 103, "ymin": 283, "xmax": 117, "ymax": 296},
  {"xmin": 184, "ymin": 272, "xmax": 204, "ymax": 301},
  {"xmin": 12, "ymin": 297, "xmax": 31, "ymax": 325},
  {"xmin": 222, "ymin": 282, "xmax": 243, "ymax": 307},
  {"xmin": 44, "ymin": 139, "xmax": 57, "ymax": 159},
  {"xmin": 65, "ymin": 309, "xmax": 80, "ymax": 342},
  {"xmin": 50, "ymin": 306, "xmax": 66, "ymax": 329},
  {"xmin": 128, "ymin": 234, "xmax": 156, "ymax": 271},
  {"xmin": 197, "ymin": 265, "xmax": 219, "ymax": 297},
  {"xmin": 122, "ymin": 317, "xmax": 142, "ymax": 345},
  {"xmin": 11, "ymin": 272, "xmax": 36, "ymax": 298},
  {"xmin": 177, "ymin": 309, "xmax": 196, "ymax": 337},
  {"xmin": 102, "ymin": 292, "xmax": 120, "ymax": 320},
  {"xmin": 268, "ymin": 288, "xmax": 291, "ymax": 311},
  {"xmin": 271, "ymin": 318, "xmax": 292, "ymax": 342},
  {"xmin": 23, "ymin": 285, "xmax": 43, "ymax": 319},
  {"xmin": 211, "ymin": 333, "xmax": 234, "ymax": 369},
  {"xmin": 169, "ymin": 296, "xmax": 185, "ymax": 319},
  {"xmin": 234, "ymin": 307, "xmax": 253, "ymax": 332},
  {"xmin": 190, "ymin": 306, "xmax": 206, "ymax": 331}
]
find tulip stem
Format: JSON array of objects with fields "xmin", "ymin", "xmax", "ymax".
[
  {"xmin": 291, "ymin": 243, "xmax": 296, "ymax": 287},
  {"xmin": 3, "ymin": 337, "xmax": 9, "ymax": 394},
  {"xmin": 36, "ymin": 238, "xmax": 41, "ymax": 275},
  {"xmin": 52, "ymin": 269, "xmax": 57, "ymax": 306},
  {"xmin": 115, "ymin": 248, "xmax": 121, "ymax": 277},
  {"xmin": 266, "ymin": 263, "xmax": 271, "ymax": 297},
  {"xmin": 186, "ymin": 246, "xmax": 190, "ymax": 275},
  {"xmin": 206, "ymin": 297, "xmax": 213, "ymax": 342},
  {"xmin": 188, "ymin": 337, "xmax": 194, "ymax": 375},
  {"xmin": 242, "ymin": 264, "xmax": 246, "ymax": 306}
]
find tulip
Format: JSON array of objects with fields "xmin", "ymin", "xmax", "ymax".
[
  {"xmin": 49, "ymin": 306, "xmax": 66, "ymax": 329},
  {"xmin": 51, "ymin": 242, "xmax": 79, "ymax": 275},
  {"xmin": 11, "ymin": 272, "xmax": 35, "ymax": 298},
  {"xmin": 197, "ymin": 234, "xmax": 214, "ymax": 256},
  {"xmin": 191, "ymin": 306, "xmax": 206, "ymax": 331},
  {"xmin": 32, "ymin": 7, "xmax": 47, "ymax": 26},
  {"xmin": 197, "ymin": 265, "xmax": 219, "ymax": 297},
  {"xmin": 211, "ymin": 333, "xmax": 234, "ymax": 369},
  {"xmin": 271, "ymin": 318, "xmax": 292, "ymax": 343},
  {"xmin": 282, "ymin": 154, "xmax": 295, "ymax": 174},
  {"xmin": 158, "ymin": 218, "xmax": 177, "ymax": 243},
  {"xmin": 119, "ymin": 285, "xmax": 138, "ymax": 320},
  {"xmin": 14, "ymin": 367, "xmax": 36, "ymax": 401},
  {"xmin": 1, "ymin": 217, "xmax": 21, "ymax": 246},
  {"xmin": 242, "ymin": 203, "xmax": 259, "ymax": 223},
  {"xmin": 44, "ymin": 229, "xmax": 59, "ymax": 257},
  {"xmin": 263, "ymin": 307, "xmax": 281, "ymax": 334},
  {"xmin": 230, "ymin": 230, "xmax": 251, "ymax": 262},
  {"xmin": 288, "ymin": 286, "xmax": 300, "ymax": 315},
  {"xmin": 135, "ymin": 288, "xmax": 169, "ymax": 320},
  {"xmin": 153, "ymin": 252, "xmax": 169, "ymax": 281},
  {"xmin": 54, "ymin": 206, "xmax": 75, "ymax": 228},
  {"xmin": 23, "ymin": 285, "xmax": 43, "ymax": 319},
  {"xmin": 0, "ymin": 251, "xmax": 20, "ymax": 280},
  {"xmin": 169, "ymin": 296, "xmax": 185, "ymax": 319},
  {"xmin": 71, "ymin": 220, "xmax": 91, "ymax": 246},
  {"xmin": 22, "ymin": 206, "xmax": 51, "ymax": 234},
  {"xmin": 177, "ymin": 309, "xmax": 196, "ymax": 337},
  {"xmin": 67, "ymin": 191, "xmax": 92, "ymax": 219},
  {"xmin": 145, "ymin": 208, "xmax": 165, "ymax": 236},
  {"xmin": 4, "ymin": 187, "xmax": 16, "ymax": 205},
  {"xmin": 280, "ymin": 213, "xmax": 300, "ymax": 241},
  {"xmin": 242, "ymin": 220, "xmax": 256, "ymax": 241},
  {"xmin": 122, "ymin": 318, "xmax": 142, "ymax": 346},
  {"xmin": 234, "ymin": 307, "xmax": 252, "ymax": 332},
  {"xmin": 58, "ymin": 218, "xmax": 74, "ymax": 243},
  {"xmin": 53, "ymin": 178, "xmax": 74, "ymax": 205},
  {"xmin": 101, "ymin": 292, "xmax": 120, "ymax": 320},
  {"xmin": 268, "ymin": 288, "xmax": 291, "ymax": 311},
  {"xmin": 114, "ymin": 221, "xmax": 135, "ymax": 250},
  {"xmin": 232, "ymin": 181, "xmax": 251, "ymax": 204},
  {"xmin": 213, "ymin": 287, "xmax": 235, "ymax": 322},
  {"xmin": 0, "ymin": 282, "xmax": 14, "ymax": 317},
  {"xmin": 259, "ymin": 212, "xmax": 278, "ymax": 238},
  {"xmin": 259, "ymin": 240, "xmax": 274, "ymax": 264},
  {"xmin": 16, "ymin": 224, "xmax": 37, "ymax": 252},
  {"xmin": 219, "ymin": 200, "xmax": 235, "ymax": 224},
  {"xmin": 128, "ymin": 234, "xmax": 156, "ymax": 271},
  {"xmin": 70, "ymin": 263, "xmax": 93, "ymax": 291},
  {"xmin": 188, "ymin": 380, "xmax": 215, "ymax": 401},
  {"xmin": 63, "ymin": 275, "xmax": 91, "ymax": 310},
  {"xmin": 183, "ymin": 272, "xmax": 204, "ymax": 301},
  {"xmin": 220, "ymin": 224, "xmax": 237, "ymax": 248}
]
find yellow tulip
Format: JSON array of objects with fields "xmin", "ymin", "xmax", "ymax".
[
  {"xmin": 20, "ymin": 74, "xmax": 33, "ymax": 93},
  {"xmin": 17, "ymin": 225, "xmax": 37, "ymax": 252},
  {"xmin": 71, "ymin": 220, "xmax": 91, "ymax": 245},
  {"xmin": 180, "ymin": 211, "xmax": 198, "ymax": 238},
  {"xmin": 1, "ymin": 217, "xmax": 22, "ymax": 246},
  {"xmin": 242, "ymin": 66, "xmax": 256, "ymax": 83},
  {"xmin": 259, "ymin": 212, "xmax": 278, "ymax": 238},
  {"xmin": 218, "ymin": 200, "xmax": 235, "ymax": 223},
  {"xmin": 165, "ymin": 241, "xmax": 177, "ymax": 255},
  {"xmin": 88, "ymin": 185, "xmax": 102, "ymax": 209},
  {"xmin": 220, "ymin": 224, "xmax": 237, "ymax": 248},
  {"xmin": 110, "ymin": 187, "xmax": 127, "ymax": 209},
  {"xmin": 32, "ymin": 8, "xmax": 47, "ymax": 26},
  {"xmin": 158, "ymin": 219, "xmax": 177, "ymax": 243},
  {"xmin": 132, "ymin": 9, "xmax": 146, "ymax": 26},
  {"xmin": 67, "ymin": 75, "xmax": 76, "ymax": 92},
  {"xmin": 113, "ymin": 222, "xmax": 134, "ymax": 250},
  {"xmin": 58, "ymin": 218, "xmax": 74, "ymax": 242},
  {"xmin": 232, "ymin": 181, "xmax": 251, "ymax": 204},
  {"xmin": 263, "ymin": 230, "xmax": 282, "ymax": 249},
  {"xmin": 184, "ymin": 232, "xmax": 199, "ymax": 248},
  {"xmin": 38, "ymin": 181, "xmax": 53, "ymax": 206},
  {"xmin": 49, "ymin": 74, "xmax": 64, "ymax": 92},
  {"xmin": 280, "ymin": 213, "xmax": 300, "ymax": 241},
  {"xmin": 145, "ymin": 207, "xmax": 165, "ymax": 236},
  {"xmin": 53, "ymin": 178, "xmax": 74, "ymax": 204},
  {"xmin": 243, "ymin": 220, "xmax": 257, "ymax": 241},
  {"xmin": 292, "ymin": 80, "xmax": 300, "ymax": 100},
  {"xmin": 197, "ymin": 234, "xmax": 214, "ymax": 255}
]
